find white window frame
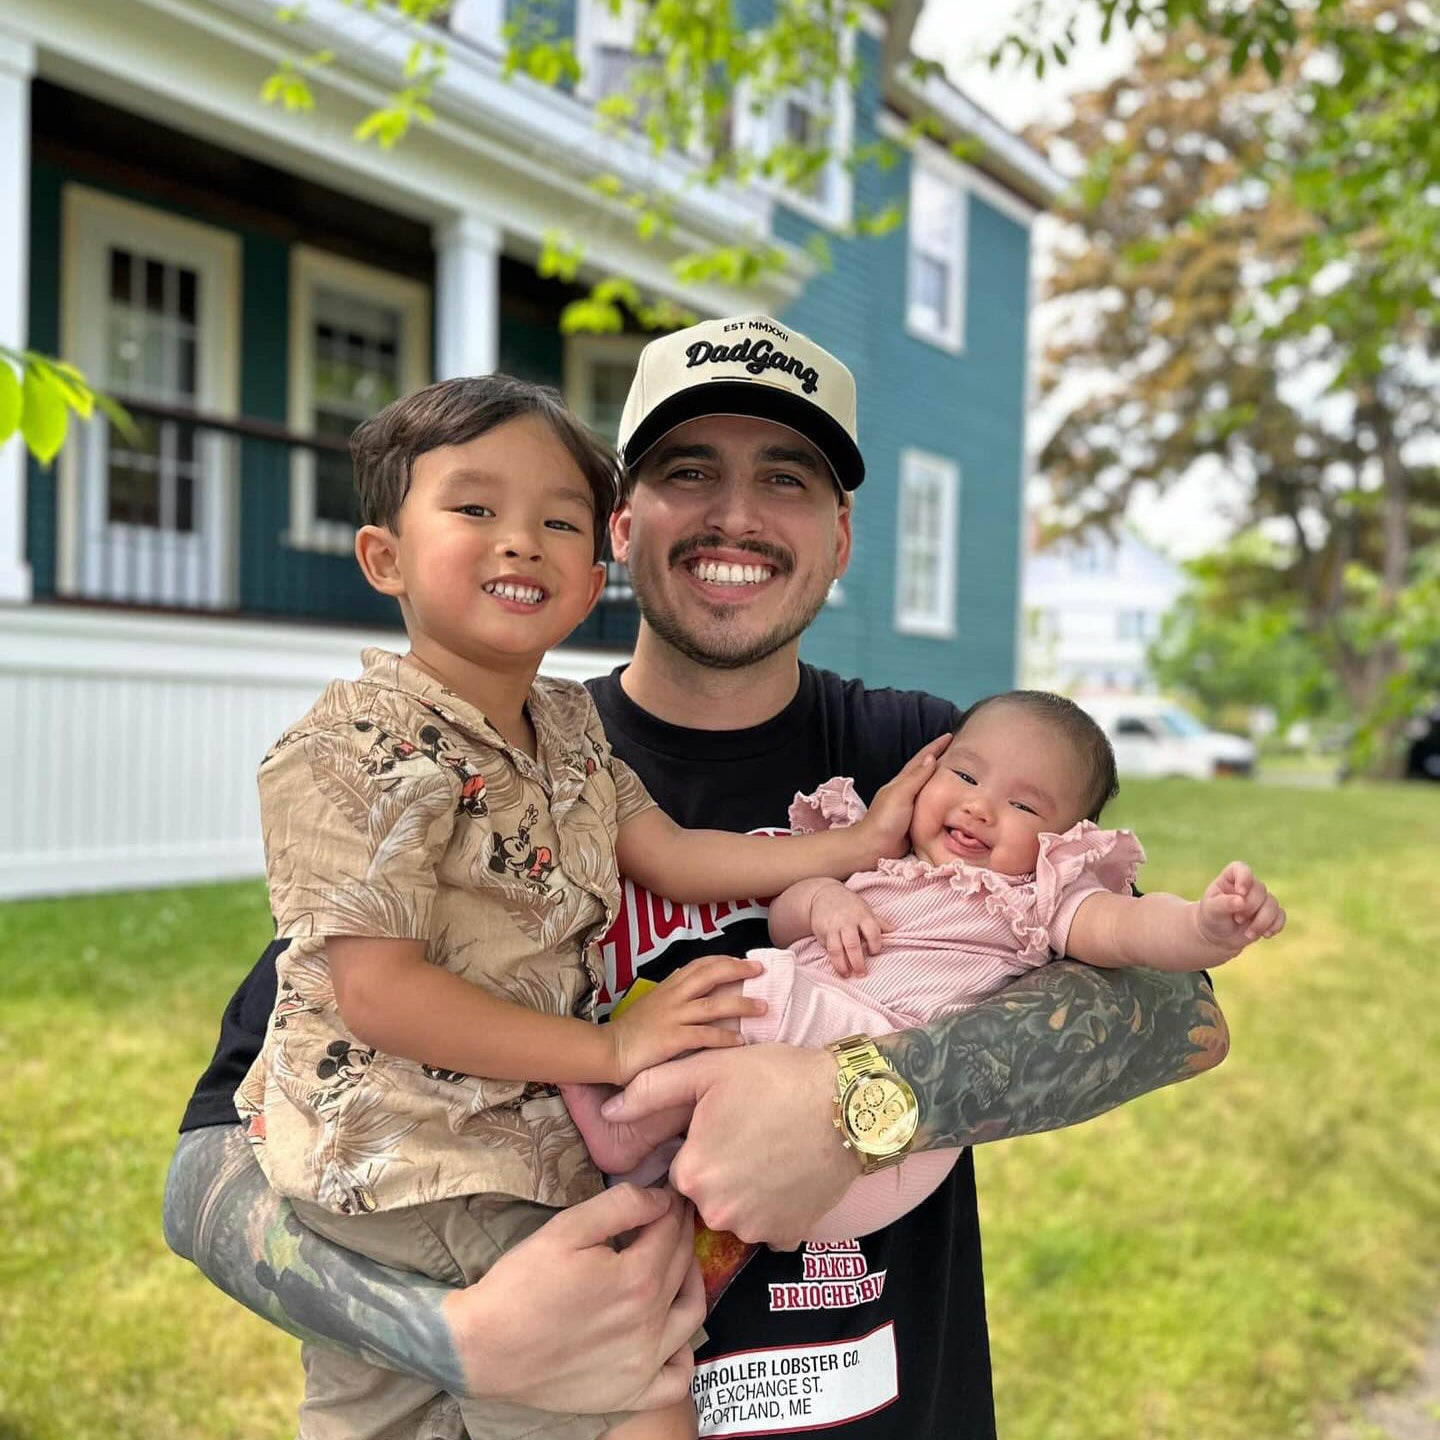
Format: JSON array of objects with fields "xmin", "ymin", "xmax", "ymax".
[
  {"xmin": 446, "ymin": 0, "xmax": 505, "ymax": 51},
  {"xmin": 894, "ymin": 449, "xmax": 960, "ymax": 638},
  {"xmin": 733, "ymin": 31, "xmax": 855, "ymax": 232},
  {"xmin": 906, "ymin": 148, "xmax": 969, "ymax": 354},
  {"xmin": 574, "ymin": 0, "xmax": 644, "ymax": 107},
  {"xmin": 563, "ymin": 333, "xmax": 647, "ymax": 441},
  {"xmin": 286, "ymin": 246, "xmax": 430, "ymax": 554},
  {"xmin": 59, "ymin": 185, "xmax": 241, "ymax": 607}
]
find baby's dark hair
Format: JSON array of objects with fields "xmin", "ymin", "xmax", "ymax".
[
  {"xmin": 953, "ymin": 690, "xmax": 1119, "ymax": 822},
  {"xmin": 349, "ymin": 374, "xmax": 622, "ymax": 559}
]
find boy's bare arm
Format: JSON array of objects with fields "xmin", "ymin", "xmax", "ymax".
[
  {"xmin": 162, "ymin": 1126, "xmax": 703, "ymax": 1409},
  {"xmin": 330, "ymin": 938, "xmax": 761, "ymax": 1086},
  {"xmin": 329, "ymin": 937, "xmax": 619, "ymax": 1082},
  {"xmin": 615, "ymin": 738, "xmax": 949, "ymax": 903}
]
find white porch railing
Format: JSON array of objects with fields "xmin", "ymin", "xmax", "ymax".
[{"xmin": 0, "ymin": 605, "xmax": 623, "ymax": 900}]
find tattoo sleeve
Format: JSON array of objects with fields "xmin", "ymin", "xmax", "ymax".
[
  {"xmin": 162, "ymin": 1126, "xmax": 468, "ymax": 1394},
  {"xmin": 877, "ymin": 962, "xmax": 1229, "ymax": 1150}
]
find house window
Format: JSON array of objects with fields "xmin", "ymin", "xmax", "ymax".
[
  {"xmin": 575, "ymin": 0, "xmax": 650, "ymax": 109},
  {"xmin": 733, "ymin": 33, "xmax": 855, "ymax": 230},
  {"xmin": 288, "ymin": 248, "xmax": 430, "ymax": 552},
  {"xmin": 907, "ymin": 161, "xmax": 967, "ymax": 352},
  {"xmin": 564, "ymin": 334, "xmax": 646, "ymax": 601},
  {"xmin": 1117, "ymin": 609, "xmax": 1153, "ymax": 641},
  {"xmin": 894, "ymin": 449, "xmax": 960, "ymax": 638},
  {"xmin": 564, "ymin": 334, "xmax": 646, "ymax": 444},
  {"xmin": 1070, "ymin": 540, "xmax": 1116, "ymax": 574},
  {"xmin": 1027, "ymin": 607, "xmax": 1060, "ymax": 641}
]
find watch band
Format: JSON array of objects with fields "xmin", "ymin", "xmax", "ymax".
[{"xmin": 827, "ymin": 1033, "xmax": 919, "ymax": 1175}]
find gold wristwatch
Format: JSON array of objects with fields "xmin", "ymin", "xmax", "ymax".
[{"xmin": 826, "ymin": 1034, "xmax": 919, "ymax": 1175}]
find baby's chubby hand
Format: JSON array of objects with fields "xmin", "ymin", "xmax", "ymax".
[
  {"xmin": 851, "ymin": 733, "xmax": 952, "ymax": 864},
  {"xmin": 809, "ymin": 881, "xmax": 888, "ymax": 978},
  {"xmin": 1196, "ymin": 861, "xmax": 1287, "ymax": 958}
]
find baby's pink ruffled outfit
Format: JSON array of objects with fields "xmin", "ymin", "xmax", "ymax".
[{"xmin": 743, "ymin": 777, "xmax": 1145, "ymax": 1240}]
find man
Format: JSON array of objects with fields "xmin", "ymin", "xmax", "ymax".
[{"xmin": 165, "ymin": 314, "xmax": 1227, "ymax": 1433}]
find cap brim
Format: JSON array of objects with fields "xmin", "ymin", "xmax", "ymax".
[{"xmin": 621, "ymin": 379, "xmax": 864, "ymax": 491}]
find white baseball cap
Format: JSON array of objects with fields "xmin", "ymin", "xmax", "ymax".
[{"xmin": 617, "ymin": 314, "xmax": 865, "ymax": 491}]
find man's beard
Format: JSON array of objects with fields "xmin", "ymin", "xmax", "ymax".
[{"xmin": 631, "ymin": 534, "xmax": 831, "ymax": 672}]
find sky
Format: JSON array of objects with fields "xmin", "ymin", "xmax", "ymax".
[{"xmin": 910, "ymin": 3, "xmax": 1236, "ymax": 559}]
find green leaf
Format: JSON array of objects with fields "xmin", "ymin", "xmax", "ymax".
[
  {"xmin": 21, "ymin": 363, "xmax": 68, "ymax": 464},
  {"xmin": 0, "ymin": 360, "xmax": 20, "ymax": 443}
]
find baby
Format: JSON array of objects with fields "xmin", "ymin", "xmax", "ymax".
[
  {"xmin": 235, "ymin": 374, "xmax": 937, "ymax": 1440},
  {"xmin": 569, "ymin": 688, "xmax": 1286, "ymax": 1240}
]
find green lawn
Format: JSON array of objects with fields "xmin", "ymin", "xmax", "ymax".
[{"xmin": 1, "ymin": 778, "xmax": 1437, "ymax": 1439}]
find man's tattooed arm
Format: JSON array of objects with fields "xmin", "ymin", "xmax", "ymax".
[
  {"xmin": 163, "ymin": 1125, "xmax": 705, "ymax": 1410},
  {"xmin": 163, "ymin": 1126, "xmax": 469, "ymax": 1389},
  {"xmin": 877, "ymin": 963, "xmax": 1229, "ymax": 1148}
]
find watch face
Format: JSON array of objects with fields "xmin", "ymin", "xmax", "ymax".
[{"xmin": 844, "ymin": 1072, "xmax": 918, "ymax": 1157}]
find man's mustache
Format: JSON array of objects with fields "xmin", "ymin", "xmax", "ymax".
[{"xmin": 667, "ymin": 534, "xmax": 795, "ymax": 574}]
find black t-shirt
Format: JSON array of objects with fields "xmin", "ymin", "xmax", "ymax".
[{"xmin": 180, "ymin": 663, "xmax": 994, "ymax": 1437}]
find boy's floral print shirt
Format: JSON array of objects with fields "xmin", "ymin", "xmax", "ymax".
[{"xmin": 235, "ymin": 648, "xmax": 655, "ymax": 1217}]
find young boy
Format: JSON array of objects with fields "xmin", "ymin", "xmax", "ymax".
[{"xmin": 236, "ymin": 375, "xmax": 941, "ymax": 1440}]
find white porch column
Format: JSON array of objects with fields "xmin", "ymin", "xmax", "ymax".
[
  {"xmin": 0, "ymin": 29, "xmax": 35, "ymax": 603},
  {"xmin": 434, "ymin": 212, "xmax": 501, "ymax": 380}
]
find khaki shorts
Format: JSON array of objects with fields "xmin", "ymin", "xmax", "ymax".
[{"xmin": 293, "ymin": 1194, "xmax": 632, "ymax": 1440}]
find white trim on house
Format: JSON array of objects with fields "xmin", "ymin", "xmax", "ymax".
[
  {"xmin": 286, "ymin": 245, "xmax": 430, "ymax": 555},
  {"xmin": 905, "ymin": 158, "xmax": 968, "ymax": 354},
  {"xmin": 877, "ymin": 111, "xmax": 1045, "ymax": 232},
  {"xmin": 446, "ymin": 0, "xmax": 504, "ymax": 52},
  {"xmin": 563, "ymin": 332, "xmax": 649, "ymax": 441},
  {"xmin": 0, "ymin": 26, "xmax": 35, "ymax": 604},
  {"xmin": 59, "ymin": 183, "xmax": 241, "ymax": 606},
  {"xmin": 894, "ymin": 447, "xmax": 960, "ymax": 639},
  {"xmin": 0, "ymin": 604, "xmax": 626, "ymax": 899},
  {"xmin": 888, "ymin": 70, "xmax": 1064, "ymax": 214}
]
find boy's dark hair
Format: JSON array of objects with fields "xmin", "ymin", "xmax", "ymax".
[
  {"xmin": 954, "ymin": 690, "xmax": 1120, "ymax": 823},
  {"xmin": 350, "ymin": 375, "xmax": 622, "ymax": 559}
]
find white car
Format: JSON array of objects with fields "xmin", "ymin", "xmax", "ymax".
[{"xmin": 1080, "ymin": 697, "xmax": 1256, "ymax": 780}]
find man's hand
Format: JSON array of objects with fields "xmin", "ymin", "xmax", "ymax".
[
  {"xmin": 603, "ymin": 1044, "xmax": 857, "ymax": 1247},
  {"xmin": 607, "ymin": 955, "xmax": 766, "ymax": 1083},
  {"xmin": 449, "ymin": 1184, "xmax": 704, "ymax": 1410},
  {"xmin": 809, "ymin": 881, "xmax": 886, "ymax": 977},
  {"xmin": 165, "ymin": 1128, "xmax": 702, "ymax": 1411},
  {"xmin": 851, "ymin": 734, "xmax": 951, "ymax": 863},
  {"xmin": 1197, "ymin": 861, "xmax": 1286, "ymax": 958}
]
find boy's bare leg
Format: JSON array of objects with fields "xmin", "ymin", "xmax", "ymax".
[{"xmin": 603, "ymin": 1398, "xmax": 698, "ymax": 1440}]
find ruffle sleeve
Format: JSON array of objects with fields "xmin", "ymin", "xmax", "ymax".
[
  {"xmin": 1034, "ymin": 821, "xmax": 1147, "ymax": 958},
  {"xmin": 788, "ymin": 775, "xmax": 867, "ymax": 834}
]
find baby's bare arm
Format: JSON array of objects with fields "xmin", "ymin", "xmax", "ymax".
[{"xmin": 1066, "ymin": 862, "xmax": 1286, "ymax": 971}]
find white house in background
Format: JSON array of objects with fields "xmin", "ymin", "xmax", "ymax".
[{"xmin": 1022, "ymin": 527, "xmax": 1185, "ymax": 695}]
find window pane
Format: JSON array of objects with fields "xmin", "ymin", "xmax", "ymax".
[
  {"xmin": 107, "ymin": 459, "xmax": 161, "ymax": 527},
  {"xmin": 174, "ymin": 473, "xmax": 195, "ymax": 533},
  {"xmin": 109, "ymin": 249, "xmax": 133, "ymax": 305},
  {"xmin": 144, "ymin": 259, "xmax": 167, "ymax": 314},
  {"xmin": 911, "ymin": 170, "xmax": 957, "ymax": 253},
  {"xmin": 912, "ymin": 254, "xmax": 948, "ymax": 328},
  {"xmin": 315, "ymin": 452, "xmax": 358, "ymax": 524}
]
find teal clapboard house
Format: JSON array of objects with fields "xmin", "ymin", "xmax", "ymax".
[{"xmin": 0, "ymin": 0, "xmax": 1059, "ymax": 898}]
